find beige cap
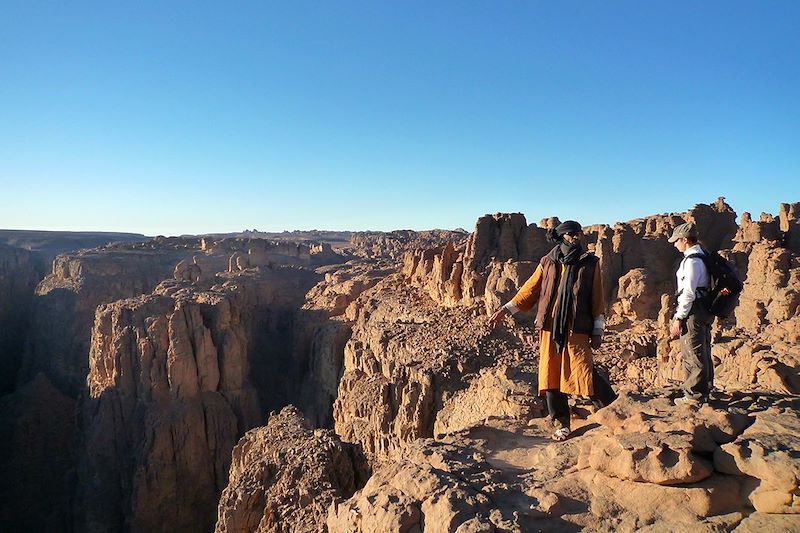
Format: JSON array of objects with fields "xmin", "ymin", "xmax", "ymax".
[{"xmin": 668, "ymin": 222, "xmax": 698, "ymax": 243}]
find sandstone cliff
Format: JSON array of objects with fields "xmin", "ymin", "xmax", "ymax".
[
  {"xmin": 76, "ymin": 267, "xmax": 320, "ymax": 532},
  {"xmin": 209, "ymin": 199, "xmax": 800, "ymax": 532},
  {"xmin": 4, "ymin": 198, "xmax": 800, "ymax": 533},
  {"xmin": 22, "ymin": 247, "xmax": 197, "ymax": 395},
  {"xmin": 3, "ymin": 236, "xmax": 347, "ymax": 532}
]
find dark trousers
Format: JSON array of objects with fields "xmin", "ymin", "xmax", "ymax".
[
  {"xmin": 546, "ymin": 390, "xmax": 571, "ymax": 429},
  {"xmin": 545, "ymin": 367, "xmax": 617, "ymax": 430},
  {"xmin": 681, "ymin": 303, "xmax": 713, "ymax": 400}
]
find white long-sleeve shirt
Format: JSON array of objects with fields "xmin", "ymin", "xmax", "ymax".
[{"xmin": 673, "ymin": 244, "xmax": 710, "ymax": 320}]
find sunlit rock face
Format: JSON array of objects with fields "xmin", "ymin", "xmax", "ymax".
[
  {"xmin": 22, "ymin": 246, "xmax": 196, "ymax": 396},
  {"xmin": 3, "ymin": 198, "xmax": 800, "ymax": 533},
  {"xmin": 1, "ymin": 243, "xmax": 190, "ymax": 532},
  {"xmin": 317, "ymin": 198, "xmax": 800, "ymax": 532},
  {"xmin": 75, "ymin": 267, "xmax": 322, "ymax": 533}
]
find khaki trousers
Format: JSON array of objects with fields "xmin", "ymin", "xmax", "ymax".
[{"xmin": 680, "ymin": 302, "xmax": 713, "ymax": 400}]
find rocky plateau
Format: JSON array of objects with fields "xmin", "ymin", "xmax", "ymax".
[{"xmin": 1, "ymin": 199, "xmax": 798, "ymax": 532}]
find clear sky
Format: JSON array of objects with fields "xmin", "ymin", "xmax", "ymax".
[{"xmin": 1, "ymin": 1, "xmax": 798, "ymax": 235}]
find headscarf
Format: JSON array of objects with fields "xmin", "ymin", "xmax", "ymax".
[{"xmin": 549, "ymin": 220, "xmax": 583, "ymax": 353}]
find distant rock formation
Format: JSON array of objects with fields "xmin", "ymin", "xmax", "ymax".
[
  {"xmin": 349, "ymin": 229, "xmax": 469, "ymax": 260},
  {"xmin": 0, "ymin": 229, "xmax": 149, "ymax": 263}
]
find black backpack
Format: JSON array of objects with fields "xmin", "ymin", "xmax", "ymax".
[{"xmin": 688, "ymin": 250, "xmax": 743, "ymax": 318}]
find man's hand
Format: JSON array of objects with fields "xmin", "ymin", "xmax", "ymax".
[
  {"xmin": 489, "ymin": 307, "xmax": 510, "ymax": 327},
  {"xmin": 590, "ymin": 335, "xmax": 602, "ymax": 350},
  {"xmin": 670, "ymin": 319, "xmax": 682, "ymax": 338}
]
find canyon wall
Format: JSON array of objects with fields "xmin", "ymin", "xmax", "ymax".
[
  {"xmin": 2, "ymin": 201, "xmax": 799, "ymax": 533},
  {"xmin": 75, "ymin": 267, "xmax": 323, "ymax": 532},
  {"xmin": 1, "ymin": 236, "xmax": 349, "ymax": 532},
  {"xmin": 0, "ymin": 244, "xmax": 41, "ymax": 394}
]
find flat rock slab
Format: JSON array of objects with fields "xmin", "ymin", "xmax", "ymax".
[
  {"xmin": 567, "ymin": 470, "xmax": 747, "ymax": 529},
  {"xmin": 592, "ymin": 391, "xmax": 752, "ymax": 453},
  {"xmin": 327, "ymin": 439, "xmax": 518, "ymax": 533},
  {"xmin": 732, "ymin": 512, "xmax": 800, "ymax": 532},
  {"xmin": 582, "ymin": 431, "xmax": 713, "ymax": 485},
  {"xmin": 714, "ymin": 408, "xmax": 800, "ymax": 514}
]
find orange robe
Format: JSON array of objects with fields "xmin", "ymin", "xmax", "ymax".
[{"xmin": 510, "ymin": 262, "xmax": 604, "ymax": 396}]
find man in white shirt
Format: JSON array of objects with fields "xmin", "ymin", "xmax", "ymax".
[{"xmin": 668, "ymin": 222, "xmax": 713, "ymax": 405}]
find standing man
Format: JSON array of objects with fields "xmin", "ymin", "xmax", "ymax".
[
  {"xmin": 489, "ymin": 220, "xmax": 615, "ymax": 441},
  {"xmin": 668, "ymin": 222, "xmax": 712, "ymax": 406}
]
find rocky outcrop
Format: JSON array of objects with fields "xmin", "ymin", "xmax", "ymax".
[
  {"xmin": 734, "ymin": 240, "xmax": 800, "ymax": 330},
  {"xmin": 403, "ymin": 199, "xmax": 740, "ymax": 321},
  {"xmin": 215, "ymin": 406, "xmax": 360, "ymax": 533},
  {"xmin": 584, "ymin": 391, "xmax": 750, "ymax": 486},
  {"xmin": 332, "ymin": 275, "xmax": 541, "ymax": 464},
  {"xmin": 403, "ymin": 213, "xmax": 551, "ymax": 312},
  {"xmin": 715, "ymin": 407, "xmax": 800, "ymax": 513},
  {"xmin": 306, "ymin": 261, "xmax": 395, "ymax": 317},
  {"xmin": 328, "ymin": 439, "xmax": 526, "ymax": 533},
  {"xmin": 327, "ymin": 390, "xmax": 796, "ymax": 532},
  {"xmin": 76, "ymin": 267, "xmax": 320, "ymax": 533},
  {"xmin": 735, "ymin": 212, "xmax": 781, "ymax": 243},
  {"xmin": 197, "ymin": 237, "xmax": 345, "ymax": 270},
  {"xmin": 22, "ymin": 247, "xmax": 196, "ymax": 395},
  {"xmin": 779, "ymin": 202, "xmax": 800, "ymax": 253}
]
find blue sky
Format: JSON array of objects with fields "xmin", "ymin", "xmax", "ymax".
[{"xmin": 1, "ymin": 1, "xmax": 798, "ymax": 235}]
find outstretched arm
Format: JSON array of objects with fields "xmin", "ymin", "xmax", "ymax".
[{"xmin": 489, "ymin": 264, "xmax": 543, "ymax": 326}]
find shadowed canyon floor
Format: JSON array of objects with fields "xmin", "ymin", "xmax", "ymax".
[{"xmin": 1, "ymin": 199, "xmax": 799, "ymax": 532}]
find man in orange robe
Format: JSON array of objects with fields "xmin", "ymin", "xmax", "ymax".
[{"xmin": 490, "ymin": 220, "xmax": 615, "ymax": 440}]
